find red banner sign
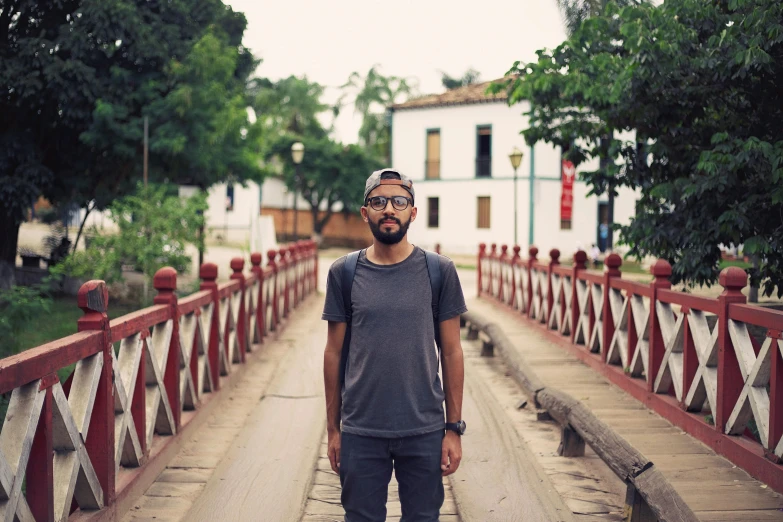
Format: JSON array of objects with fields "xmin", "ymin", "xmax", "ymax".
[{"xmin": 561, "ymin": 160, "xmax": 575, "ymax": 221}]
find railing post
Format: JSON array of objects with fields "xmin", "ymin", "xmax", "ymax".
[
  {"xmin": 291, "ymin": 244, "xmax": 300, "ymax": 307},
  {"xmin": 278, "ymin": 247, "xmax": 289, "ymax": 318},
  {"xmin": 478, "ymin": 243, "xmax": 486, "ymax": 297},
  {"xmin": 716, "ymin": 267, "xmax": 748, "ymax": 436},
  {"xmin": 310, "ymin": 240, "xmax": 317, "ymax": 296},
  {"xmin": 547, "ymin": 249, "xmax": 560, "ymax": 325},
  {"xmin": 511, "ymin": 245, "xmax": 521, "ymax": 308},
  {"xmin": 602, "ymin": 254, "xmax": 622, "ymax": 363},
  {"xmin": 287, "ymin": 245, "xmax": 296, "ymax": 311},
  {"xmin": 499, "ymin": 245, "xmax": 509, "ymax": 303},
  {"xmin": 251, "ymin": 253, "xmax": 265, "ymax": 344},
  {"xmin": 647, "ymin": 260, "xmax": 672, "ymax": 393},
  {"xmin": 199, "ymin": 263, "xmax": 221, "ymax": 390},
  {"xmin": 230, "ymin": 258, "xmax": 248, "ymax": 362},
  {"xmin": 153, "ymin": 267, "xmax": 181, "ymax": 430},
  {"xmin": 489, "ymin": 243, "xmax": 498, "ymax": 299},
  {"xmin": 527, "ymin": 246, "xmax": 538, "ymax": 319},
  {"xmin": 267, "ymin": 249, "xmax": 279, "ymax": 328},
  {"xmin": 571, "ymin": 250, "xmax": 587, "ymax": 344},
  {"xmin": 76, "ymin": 280, "xmax": 115, "ymax": 507},
  {"xmin": 298, "ymin": 241, "xmax": 307, "ymax": 298}
]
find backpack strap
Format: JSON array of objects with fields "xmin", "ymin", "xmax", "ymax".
[
  {"xmin": 339, "ymin": 250, "xmax": 362, "ymax": 384},
  {"xmin": 424, "ymin": 250, "xmax": 443, "ymax": 353}
]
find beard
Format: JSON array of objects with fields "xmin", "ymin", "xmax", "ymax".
[{"xmin": 368, "ymin": 215, "xmax": 411, "ymax": 245}]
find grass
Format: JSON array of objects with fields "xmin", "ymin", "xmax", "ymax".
[
  {"xmin": 2, "ymin": 296, "xmax": 139, "ymax": 430},
  {"xmin": 719, "ymin": 259, "xmax": 752, "ymax": 270},
  {"xmin": 14, "ymin": 296, "xmax": 137, "ymax": 353}
]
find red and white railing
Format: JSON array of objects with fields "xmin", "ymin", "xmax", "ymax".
[
  {"xmin": 477, "ymin": 242, "xmax": 783, "ymax": 491},
  {"xmin": 0, "ymin": 241, "xmax": 317, "ymax": 521}
]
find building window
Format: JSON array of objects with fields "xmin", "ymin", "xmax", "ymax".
[
  {"xmin": 426, "ymin": 130, "xmax": 440, "ymax": 179},
  {"xmin": 477, "ymin": 196, "xmax": 491, "ymax": 229},
  {"xmin": 428, "ymin": 197, "xmax": 439, "ymax": 228},
  {"xmin": 226, "ymin": 184, "xmax": 235, "ymax": 212},
  {"xmin": 561, "ymin": 219, "xmax": 572, "ymax": 230},
  {"xmin": 476, "ymin": 126, "xmax": 492, "ymax": 177}
]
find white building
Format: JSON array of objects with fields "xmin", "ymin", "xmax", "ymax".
[{"xmin": 389, "ymin": 82, "xmax": 638, "ymax": 258}]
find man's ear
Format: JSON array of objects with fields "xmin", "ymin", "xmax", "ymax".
[
  {"xmin": 410, "ymin": 206, "xmax": 417, "ymax": 222},
  {"xmin": 360, "ymin": 206, "xmax": 369, "ymax": 222}
]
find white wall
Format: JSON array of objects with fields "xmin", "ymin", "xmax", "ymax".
[{"xmin": 392, "ymin": 102, "xmax": 639, "ymax": 258}]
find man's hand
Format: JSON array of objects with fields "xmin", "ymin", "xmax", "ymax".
[
  {"xmin": 327, "ymin": 430, "xmax": 341, "ymax": 474},
  {"xmin": 440, "ymin": 431, "xmax": 462, "ymax": 476}
]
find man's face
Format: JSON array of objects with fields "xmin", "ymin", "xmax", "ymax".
[{"xmin": 361, "ymin": 185, "xmax": 417, "ymax": 245}]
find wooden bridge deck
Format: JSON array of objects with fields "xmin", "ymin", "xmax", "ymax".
[
  {"xmin": 468, "ymin": 297, "xmax": 783, "ymax": 521},
  {"xmin": 117, "ymin": 289, "xmax": 783, "ymax": 522}
]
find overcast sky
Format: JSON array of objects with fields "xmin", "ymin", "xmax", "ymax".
[{"xmin": 227, "ymin": 0, "xmax": 569, "ymax": 143}]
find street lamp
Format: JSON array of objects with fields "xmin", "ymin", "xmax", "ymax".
[
  {"xmin": 291, "ymin": 141, "xmax": 305, "ymax": 240},
  {"xmin": 508, "ymin": 146, "xmax": 524, "ymax": 246}
]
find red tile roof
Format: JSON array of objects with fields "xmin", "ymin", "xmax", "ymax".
[{"xmin": 390, "ymin": 80, "xmax": 508, "ymax": 111}]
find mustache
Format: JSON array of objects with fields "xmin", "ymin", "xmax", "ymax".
[{"xmin": 378, "ymin": 217, "xmax": 401, "ymax": 226}]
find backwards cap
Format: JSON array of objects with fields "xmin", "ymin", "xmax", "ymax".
[{"xmin": 363, "ymin": 169, "xmax": 415, "ymax": 203}]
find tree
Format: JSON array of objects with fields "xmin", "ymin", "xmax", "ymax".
[
  {"xmin": 497, "ymin": 0, "xmax": 783, "ymax": 296},
  {"xmin": 440, "ymin": 68, "xmax": 481, "ymax": 90},
  {"xmin": 340, "ymin": 66, "xmax": 415, "ymax": 162},
  {"xmin": 250, "ymin": 75, "xmax": 330, "ymax": 139},
  {"xmin": 0, "ymin": 0, "xmax": 258, "ymax": 269},
  {"xmin": 265, "ymin": 135, "xmax": 382, "ymax": 241},
  {"xmin": 51, "ymin": 183, "xmax": 207, "ymax": 286},
  {"xmin": 555, "ymin": 0, "xmax": 646, "ymax": 36}
]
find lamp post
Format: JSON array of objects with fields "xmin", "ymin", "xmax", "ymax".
[
  {"xmin": 291, "ymin": 141, "xmax": 305, "ymax": 240},
  {"xmin": 508, "ymin": 147, "xmax": 524, "ymax": 246}
]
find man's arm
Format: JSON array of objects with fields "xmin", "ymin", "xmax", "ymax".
[
  {"xmin": 439, "ymin": 315, "xmax": 464, "ymax": 476},
  {"xmin": 324, "ymin": 321, "xmax": 346, "ymax": 473}
]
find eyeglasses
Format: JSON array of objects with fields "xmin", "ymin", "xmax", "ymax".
[{"xmin": 365, "ymin": 195, "xmax": 412, "ymax": 211}]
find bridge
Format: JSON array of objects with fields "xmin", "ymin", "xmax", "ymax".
[{"xmin": 2, "ymin": 241, "xmax": 783, "ymax": 521}]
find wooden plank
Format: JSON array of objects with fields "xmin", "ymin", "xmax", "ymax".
[
  {"xmin": 184, "ymin": 318, "xmax": 326, "ymax": 522},
  {"xmin": 695, "ymin": 511, "xmax": 783, "ymax": 521},
  {"xmin": 449, "ymin": 362, "xmax": 575, "ymax": 521},
  {"xmin": 0, "ymin": 331, "xmax": 103, "ymax": 394}
]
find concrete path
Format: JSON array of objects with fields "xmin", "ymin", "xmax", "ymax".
[{"xmin": 468, "ymin": 297, "xmax": 783, "ymax": 521}]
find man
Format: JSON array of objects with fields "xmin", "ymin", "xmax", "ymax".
[{"xmin": 322, "ymin": 169, "xmax": 467, "ymax": 522}]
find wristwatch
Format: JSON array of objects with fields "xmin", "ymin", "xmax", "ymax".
[{"xmin": 445, "ymin": 420, "xmax": 466, "ymax": 436}]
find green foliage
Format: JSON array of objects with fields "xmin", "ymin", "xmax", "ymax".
[
  {"xmin": 440, "ymin": 68, "xmax": 481, "ymax": 90},
  {"xmin": 555, "ymin": 0, "xmax": 646, "ymax": 36},
  {"xmin": 0, "ymin": 0, "xmax": 259, "ymax": 262},
  {"xmin": 52, "ymin": 184, "xmax": 207, "ymax": 283},
  {"xmin": 250, "ymin": 75, "xmax": 330, "ymax": 139},
  {"xmin": 148, "ymin": 24, "xmax": 264, "ymax": 189},
  {"xmin": 497, "ymin": 0, "xmax": 783, "ymax": 296},
  {"xmin": 340, "ymin": 66, "xmax": 415, "ymax": 162},
  {"xmin": 265, "ymin": 136, "xmax": 382, "ymax": 235},
  {"xmin": 0, "ymin": 286, "xmax": 52, "ymax": 355}
]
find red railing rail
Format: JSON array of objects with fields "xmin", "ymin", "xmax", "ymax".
[
  {"xmin": 0, "ymin": 241, "xmax": 318, "ymax": 520},
  {"xmin": 477, "ymin": 242, "xmax": 783, "ymax": 492}
]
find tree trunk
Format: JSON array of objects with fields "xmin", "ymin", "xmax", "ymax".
[
  {"xmin": 0, "ymin": 217, "xmax": 21, "ymax": 265},
  {"xmin": 749, "ymin": 255, "xmax": 759, "ymax": 303},
  {"xmin": 0, "ymin": 218, "xmax": 21, "ymax": 289},
  {"xmin": 198, "ymin": 220, "xmax": 205, "ymax": 269},
  {"xmin": 73, "ymin": 202, "xmax": 95, "ymax": 253}
]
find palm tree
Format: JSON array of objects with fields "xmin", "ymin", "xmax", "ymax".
[{"xmin": 340, "ymin": 65, "xmax": 415, "ymax": 163}]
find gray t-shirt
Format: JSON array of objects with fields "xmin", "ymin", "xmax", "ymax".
[{"xmin": 322, "ymin": 246, "xmax": 467, "ymax": 438}]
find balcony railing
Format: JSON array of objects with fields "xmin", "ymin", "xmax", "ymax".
[{"xmin": 476, "ymin": 157, "xmax": 491, "ymax": 177}]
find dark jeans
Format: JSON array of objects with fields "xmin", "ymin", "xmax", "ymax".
[{"xmin": 340, "ymin": 430, "xmax": 445, "ymax": 522}]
